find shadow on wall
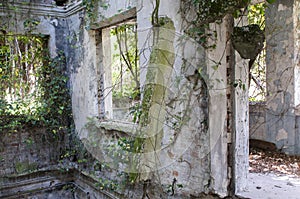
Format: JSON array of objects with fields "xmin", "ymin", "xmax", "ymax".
[
  {"xmin": 249, "ymin": 102, "xmax": 280, "ymax": 151},
  {"xmin": 55, "ymin": 0, "xmax": 69, "ymax": 6}
]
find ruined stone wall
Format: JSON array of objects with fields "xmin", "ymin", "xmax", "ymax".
[
  {"xmin": 0, "ymin": 3, "xmax": 71, "ymax": 177},
  {"xmin": 265, "ymin": 0, "xmax": 300, "ymax": 154},
  {"xmin": 249, "ymin": 103, "xmax": 266, "ymax": 140},
  {"xmin": 0, "ymin": 127, "xmax": 65, "ymax": 176},
  {"xmin": 69, "ymin": 0, "xmax": 232, "ymax": 197},
  {"xmin": 0, "ymin": 0, "xmax": 252, "ymax": 198}
]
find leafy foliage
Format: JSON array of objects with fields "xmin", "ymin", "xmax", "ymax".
[
  {"xmin": 180, "ymin": 0, "xmax": 250, "ymax": 48},
  {"xmin": 82, "ymin": 0, "xmax": 110, "ymax": 29},
  {"xmin": 187, "ymin": 0, "xmax": 250, "ymax": 24},
  {"xmin": 37, "ymin": 52, "xmax": 72, "ymax": 134},
  {"xmin": 82, "ymin": 0, "xmax": 97, "ymax": 24},
  {"xmin": 0, "ymin": 35, "xmax": 71, "ymax": 134},
  {"xmin": 248, "ymin": 2, "xmax": 266, "ymax": 29},
  {"xmin": 247, "ymin": 2, "xmax": 267, "ymax": 101},
  {"xmin": 110, "ymin": 23, "xmax": 140, "ymax": 102}
]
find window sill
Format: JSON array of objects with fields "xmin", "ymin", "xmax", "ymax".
[{"xmin": 97, "ymin": 120, "xmax": 138, "ymax": 134}]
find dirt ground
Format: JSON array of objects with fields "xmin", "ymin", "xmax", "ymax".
[{"xmin": 238, "ymin": 147, "xmax": 300, "ymax": 199}]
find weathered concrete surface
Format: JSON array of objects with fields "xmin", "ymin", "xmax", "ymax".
[
  {"xmin": 66, "ymin": 0, "xmax": 249, "ymax": 197},
  {"xmin": 73, "ymin": 0, "xmax": 234, "ymax": 197},
  {"xmin": 249, "ymin": 102, "xmax": 266, "ymax": 141},
  {"xmin": 238, "ymin": 173, "xmax": 300, "ymax": 199},
  {"xmin": 234, "ymin": 39, "xmax": 249, "ymax": 194},
  {"xmin": 265, "ymin": 0, "xmax": 300, "ymax": 154},
  {"xmin": 206, "ymin": 19, "xmax": 230, "ymax": 197},
  {"xmin": 0, "ymin": 0, "xmax": 254, "ymax": 198}
]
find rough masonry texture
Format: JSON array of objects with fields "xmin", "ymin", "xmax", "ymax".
[
  {"xmin": 263, "ymin": 0, "xmax": 300, "ymax": 154},
  {"xmin": 0, "ymin": 0, "xmax": 246, "ymax": 198},
  {"xmin": 1, "ymin": 0, "xmax": 300, "ymax": 198},
  {"xmin": 0, "ymin": 127, "xmax": 64, "ymax": 176}
]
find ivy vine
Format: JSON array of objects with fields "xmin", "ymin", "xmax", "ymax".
[{"xmin": 0, "ymin": 35, "xmax": 72, "ymax": 135}]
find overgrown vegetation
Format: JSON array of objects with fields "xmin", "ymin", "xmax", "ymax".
[
  {"xmin": 0, "ymin": 35, "xmax": 72, "ymax": 134},
  {"xmin": 247, "ymin": 2, "xmax": 267, "ymax": 101},
  {"xmin": 181, "ymin": 0, "xmax": 269, "ymax": 103},
  {"xmin": 180, "ymin": 0, "xmax": 251, "ymax": 47},
  {"xmin": 83, "ymin": 0, "xmax": 110, "ymax": 29},
  {"xmin": 110, "ymin": 22, "xmax": 140, "ymax": 110},
  {"xmin": 0, "ymin": 0, "xmax": 277, "ymax": 197}
]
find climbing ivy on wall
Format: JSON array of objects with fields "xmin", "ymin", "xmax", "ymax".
[
  {"xmin": 0, "ymin": 35, "xmax": 71, "ymax": 134},
  {"xmin": 0, "ymin": 0, "xmax": 73, "ymax": 135},
  {"xmin": 82, "ymin": 0, "xmax": 98, "ymax": 23},
  {"xmin": 37, "ymin": 52, "xmax": 72, "ymax": 134},
  {"xmin": 82, "ymin": 0, "xmax": 110, "ymax": 29},
  {"xmin": 247, "ymin": 2, "xmax": 267, "ymax": 101},
  {"xmin": 185, "ymin": 0, "xmax": 250, "ymax": 24}
]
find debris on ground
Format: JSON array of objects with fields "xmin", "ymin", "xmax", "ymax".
[{"xmin": 249, "ymin": 147, "xmax": 300, "ymax": 177}]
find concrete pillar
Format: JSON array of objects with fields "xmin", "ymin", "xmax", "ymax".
[
  {"xmin": 207, "ymin": 20, "xmax": 229, "ymax": 197},
  {"xmin": 232, "ymin": 16, "xmax": 250, "ymax": 194},
  {"xmin": 265, "ymin": 0, "xmax": 300, "ymax": 154},
  {"xmin": 233, "ymin": 36, "xmax": 249, "ymax": 194},
  {"xmin": 207, "ymin": 15, "xmax": 249, "ymax": 196}
]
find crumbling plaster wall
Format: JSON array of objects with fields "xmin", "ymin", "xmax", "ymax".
[
  {"xmin": 140, "ymin": 1, "xmax": 213, "ymax": 196},
  {"xmin": 206, "ymin": 20, "xmax": 230, "ymax": 196},
  {"xmin": 234, "ymin": 47, "xmax": 249, "ymax": 194},
  {"xmin": 0, "ymin": 0, "xmax": 250, "ymax": 197},
  {"xmin": 0, "ymin": 2, "xmax": 93, "ymax": 140},
  {"xmin": 70, "ymin": 0, "xmax": 234, "ymax": 197},
  {"xmin": 246, "ymin": 0, "xmax": 300, "ymax": 155},
  {"xmin": 67, "ymin": 11, "xmax": 100, "ymax": 139},
  {"xmin": 0, "ymin": 0, "xmax": 78, "ymax": 177},
  {"xmin": 0, "ymin": 13, "xmax": 57, "ymax": 57},
  {"xmin": 265, "ymin": 0, "xmax": 300, "ymax": 154},
  {"xmin": 0, "ymin": 127, "xmax": 64, "ymax": 176}
]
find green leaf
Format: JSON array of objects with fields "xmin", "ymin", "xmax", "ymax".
[{"xmin": 177, "ymin": 184, "xmax": 183, "ymax": 188}]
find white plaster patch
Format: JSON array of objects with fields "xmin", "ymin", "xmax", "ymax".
[
  {"xmin": 50, "ymin": 18, "xmax": 58, "ymax": 27},
  {"xmin": 295, "ymin": 104, "xmax": 300, "ymax": 115},
  {"xmin": 276, "ymin": 129, "xmax": 288, "ymax": 141},
  {"xmin": 278, "ymin": 4, "xmax": 288, "ymax": 11}
]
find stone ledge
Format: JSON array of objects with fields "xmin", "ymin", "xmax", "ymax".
[
  {"xmin": 0, "ymin": 0, "xmax": 84, "ymax": 18},
  {"xmin": 91, "ymin": 7, "xmax": 136, "ymax": 29},
  {"xmin": 97, "ymin": 120, "xmax": 138, "ymax": 134}
]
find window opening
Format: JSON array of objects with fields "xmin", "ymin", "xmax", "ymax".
[
  {"xmin": 101, "ymin": 19, "xmax": 140, "ymax": 121},
  {"xmin": 0, "ymin": 34, "xmax": 48, "ymax": 116},
  {"xmin": 248, "ymin": 2, "xmax": 266, "ymax": 102}
]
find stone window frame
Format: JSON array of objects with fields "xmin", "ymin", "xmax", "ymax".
[{"xmin": 94, "ymin": 8, "xmax": 139, "ymax": 127}]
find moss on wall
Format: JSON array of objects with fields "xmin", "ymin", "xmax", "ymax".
[
  {"xmin": 136, "ymin": 16, "xmax": 176, "ymax": 180},
  {"xmin": 15, "ymin": 161, "xmax": 38, "ymax": 174}
]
